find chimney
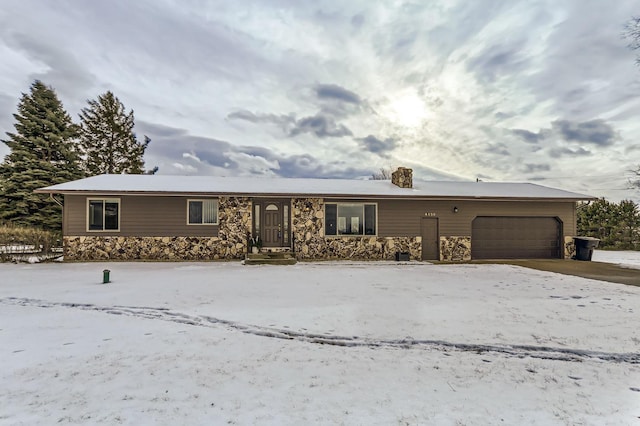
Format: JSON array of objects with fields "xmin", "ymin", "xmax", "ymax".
[{"xmin": 391, "ymin": 167, "xmax": 413, "ymax": 188}]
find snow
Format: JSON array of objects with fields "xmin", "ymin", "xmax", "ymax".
[
  {"xmin": 593, "ymin": 249, "xmax": 640, "ymax": 269},
  {"xmin": 0, "ymin": 245, "xmax": 63, "ymax": 265},
  {"xmin": 1, "ymin": 255, "xmax": 639, "ymax": 425},
  {"xmin": 35, "ymin": 174, "xmax": 594, "ymax": 200},
  {"xmin": 0, "ymin": 245, "xmax": 38, "ymax": 254}
]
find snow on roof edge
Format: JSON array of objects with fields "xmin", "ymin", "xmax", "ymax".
[{"xmin": 35, "ymin": 174, "xmax": 596, "ymax": 200}]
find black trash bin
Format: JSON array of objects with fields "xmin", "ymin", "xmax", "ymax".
[{"xmin": 573, "ymin": 237, "xmax": 600, "ymax": 261}]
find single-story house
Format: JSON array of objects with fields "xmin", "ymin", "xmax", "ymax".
[{"xmin": 35, "ymin": 167, "xmax": 595, "ymax": 262}]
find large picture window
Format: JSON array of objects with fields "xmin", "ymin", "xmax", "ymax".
[
  {"xmin": 188, "ymin": 199, "xmax": 218, "ymax": 225},
  {"xmin": 325, "ymin": 203, "xmax": 376, "ymax": 236},
  {"xmin": 88, "ymin": 199, "xmax": 120, "ymax": 231}
]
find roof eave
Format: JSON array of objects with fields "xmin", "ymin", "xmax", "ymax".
[{"xmin": 33, "ymin": 188, "xmax": 595, "ymax": 202}]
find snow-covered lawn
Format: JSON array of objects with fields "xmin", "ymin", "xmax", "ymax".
[
  {"xmin": 593, "ymin": 249, "xmax": 640, "ymax": 269},
  {"xmin": 1, "ymin": 254, "xmax": 639, "ymax": 425}
]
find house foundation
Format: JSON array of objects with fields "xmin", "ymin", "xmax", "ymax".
[
  {"xmin": 440, "ymin": 236, "xmax": 472, "ymax": 261},
  {"xmin": 63, "ymin": 236, "xmax": 245, "ymax": 261}
]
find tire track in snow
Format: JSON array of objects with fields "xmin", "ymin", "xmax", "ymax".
[{"xmin": 3, "ymin": 297, "xmax": 639, "ymax": 364}]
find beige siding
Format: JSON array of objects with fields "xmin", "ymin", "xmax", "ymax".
[
  {"xmin": 376, "ymin": 199, "xmax": 576, "ymax": 238},
  {"xmin": 64, "ymin": 195, "xmax": 219, "ymax": 237},
  {"xmin": 64, "ymin": 194, "xmax": 577, "ymax": 241},
  {"xmin": 62, "ymin": 196, "xmax": 69, "ymax": 235}
]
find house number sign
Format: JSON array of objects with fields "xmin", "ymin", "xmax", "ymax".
[{"xmin": 424, "ymin": 212, "xmax": 437, "ymax": 217}]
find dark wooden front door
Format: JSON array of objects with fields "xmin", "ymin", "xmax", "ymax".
[
  {"xmin": 263, "ymin": 204, "xmax": 282, "ymax": 247},
  {"xmin": 421, "ymin": 217, "xmax": 439, "ymax": 261}
]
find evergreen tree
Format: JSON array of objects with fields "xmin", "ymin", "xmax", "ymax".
[
  {"xmin": 617, "ymin": 200, "xmax": 640, "ymax": 249},
  {"xmin": 577, "ymin": 198, "xmax": 640, "ymax": 250},
  {"xmin": 79, "ymin": 91, "xmax": 157, "ymax": 175},
  {"xmin": 0, "ymin": 80, "xmax": 83, "ymax": 231},
  {"xmin": 577, "ymin": 198, "xmax": 618, "ymax": 247}
]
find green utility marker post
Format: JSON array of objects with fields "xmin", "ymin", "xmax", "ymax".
[{"xmin": 103, "ymin": 269, "xmax": 111, "ymax": 284}]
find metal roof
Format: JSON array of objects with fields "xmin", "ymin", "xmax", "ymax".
[{"xmin": 35, "ymin": 174, "xmax": 595, "ymax": 201}]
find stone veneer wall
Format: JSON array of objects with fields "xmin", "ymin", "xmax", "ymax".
[
  {"xmin": 291, "ymin": 198, "xmax": 422, "ymax": 260},
  {"xmin": 218, "ymin": 197, "xmax": 252, "ymax": 248},
  {"xmin": 291, "ymin": 198, "xmax": 325, "ymax": 258},
  {"xmin": 64, "ymin": 197, "xmax": 251, "ymax": 261},
  {"xmin": 440, "ymin": 236, "xmax": 472, "ymax": 262},
  {"xmin": 391, "ymin": 167, "xmax": 413, "ymax": 188},
  {"xmin": 64, "ymin": 236, "xmax": 243, "ymax": 260},
  {"xmin": 323, "ymin": 236, "xmax": 422, "ymax": 260},
  {"xmin": 564, "ymin": 236, "xmax": 575, "ymax": 259}
]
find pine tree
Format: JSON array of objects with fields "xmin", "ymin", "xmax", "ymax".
[
  {"xmin": 0, "ymin": 80, "xmax": 84, "ymax": 231},
  {"xmin": 79, "ymin": 91, "xmax": 157, "ymax": 175},
  {"xmin": 577, "ymin": 198, "xmax": 640, "ymax": 249},
  {"xmin": 617, "ymin": 200, "xmax": 640, "ymax": 249}
]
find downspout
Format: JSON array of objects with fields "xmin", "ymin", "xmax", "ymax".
[
  {"xmin": 49, "ymin": 193, "xmax": 63, "ymax": 207},
  {"xmin": 49, "ymin": 193, "xmax": 64, "ymax": 250}
]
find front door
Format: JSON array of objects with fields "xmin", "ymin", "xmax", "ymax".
[
  {"xmin": 421, "ymin": 217, "xmax": 439, "ymax": 260},
  {"xmin": 263, "ymin": 203, "xmax": 282, "ymax": 247}
]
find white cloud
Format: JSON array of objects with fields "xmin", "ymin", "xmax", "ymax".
[
  {"xmin": 170, "ymin": 162, "xmax": 197, "ymax": 173},
  {"xmin": 182, "ymin": 152, "xmax": 202, "ymax": 163},
  {"xmin": 224, "ymin": 152, "xmax": 280, "ymax": 176},
  {"xmin": 0, "ymin": 0, "xmax": 639, "ymax": 202}
]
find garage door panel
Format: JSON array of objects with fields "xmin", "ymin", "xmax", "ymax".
[{"xmin": 472, "ymin": 217, "xmax": 561, "ymax": 259}]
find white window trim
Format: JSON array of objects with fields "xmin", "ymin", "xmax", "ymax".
[
  {"xmin": 86, "ymin": 198, "xmax": 121, "ymax": 232},
  {"xmin": 324, "ymin": 202, "xmax": 378, "ymax": 237},
  {"xmin": 187, "ymin": 198, "xmax": 219, "ymax": 226}
]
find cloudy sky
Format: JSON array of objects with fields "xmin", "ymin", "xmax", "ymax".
[{"xmin": 1, "ymin": 0, "xmax": 640, "ymax": 201}]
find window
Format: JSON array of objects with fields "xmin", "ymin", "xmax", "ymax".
[
  {"xmin": 325, "ymin": 203, "xmax": 376, "ymax": 236},
  {"xmin": 188, "ymin": 199, "xmax": 218, "ymax": 225},
  {"xmin": 88, "ymin": 199, "xmax": 120, "ymax": 231}
]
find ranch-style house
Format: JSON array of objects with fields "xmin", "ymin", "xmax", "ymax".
[{"xmin": 36, "ymin": 167, "xmax": 594, "ymax": 262}]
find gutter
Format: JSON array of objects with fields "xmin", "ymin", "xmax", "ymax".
[{"xmin": 34, "ymin": 189, "xmax": 595, "ymax": 203}]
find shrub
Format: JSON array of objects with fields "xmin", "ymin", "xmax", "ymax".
[{"xmin": 0, "ymin": 223, "xmax": 62, "ymax": 262}]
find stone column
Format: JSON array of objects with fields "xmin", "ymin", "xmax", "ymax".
[{"xmin": 439, "ymin": 236, "xmax": 472, "ymax": 261}]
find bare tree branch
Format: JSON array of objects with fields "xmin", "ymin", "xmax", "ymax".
[
  {"xmin": 623, "ymin": 16, "xmax": 640, "ymax": 65},
  {"xmin": 630, "ymin": 166, "xmax": 640, "ymax": 190},
  {"xmin": 371, "ymin": 167, "xmax": 394, "ymax": 180}
]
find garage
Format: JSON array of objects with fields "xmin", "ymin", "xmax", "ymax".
[{"xmin": 472, "ymin": 217, "xmax": 562, "ymax": 259}]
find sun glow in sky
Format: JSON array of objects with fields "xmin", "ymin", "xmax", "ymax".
[{"xmin": 386, "ymin": 90, "xmax": 430, "ymax": 129}]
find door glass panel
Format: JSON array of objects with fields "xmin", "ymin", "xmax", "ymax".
[
  {"xmin": 266, "ymin": 204, "xmax": 278, "ymax": 211},
  {"xmin": 254, "ymin": 204, "xmax": 260, "ymax": 235},
  {"xmin": 283, "ymin": 205, "xmax": 289, "ymax": 244}
]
